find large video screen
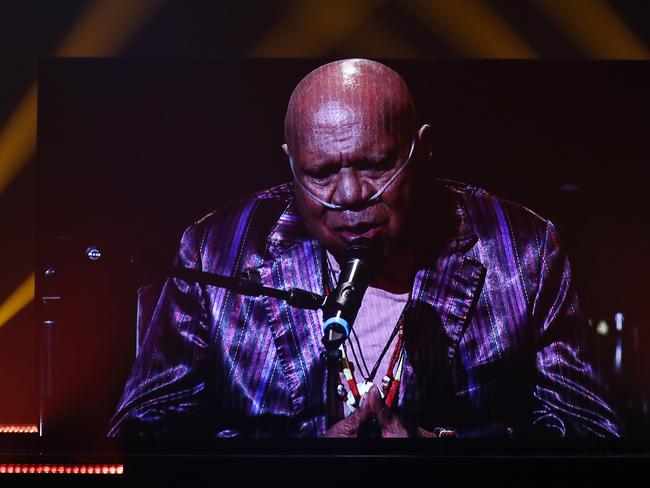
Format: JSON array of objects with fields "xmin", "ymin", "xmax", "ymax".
[{"xmin": 36, "ymin": 58, "xmax": 649, "ymax": 445}]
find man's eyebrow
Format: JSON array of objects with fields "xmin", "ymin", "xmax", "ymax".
[
  {"xmin": 301, "ymin": 158, "xmax": 339, "ymax": 173},
  {"xmin": 350, "ymin": 150, "xmax": 396, "ymax": 164},
  {"xmin": 302, "ymin": 148, "xmax": 396, "ymax": 168}
]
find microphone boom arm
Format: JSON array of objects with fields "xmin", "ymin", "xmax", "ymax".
[{"xmin": 170, "ymin": 266, "xmax": 326, "ymax": 310}]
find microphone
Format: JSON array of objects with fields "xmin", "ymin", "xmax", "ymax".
[{"xmin": 321, "ymin": 238, "xmax": 377, "ymax": 352}]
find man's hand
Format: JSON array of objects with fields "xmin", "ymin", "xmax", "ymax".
[
  {"xmin": 363, "ymin": 385, "xmax": 409, "ymax": 437},
  {"xmin": 324, "ymin": 390, "xmax": 373, "ymax": 437},
  {"xmin": 325, "ymin": 385, "xmax": 440, "ymax": 438}
]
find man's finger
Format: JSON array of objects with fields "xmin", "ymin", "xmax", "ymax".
[
  {"xmin": 364, "ymin": 385, "xmax": 393, "ymax": 426},
  {"xmin": 324, "ymin": 398, "xmax": 372, "ymax": 437},
  {"xmin": 364, "ymin": 384, "xmax": 409, "ymax": 437},
  {"xmin": 365, "ymin": 385, "xmax": 390, "ymax": 422}
]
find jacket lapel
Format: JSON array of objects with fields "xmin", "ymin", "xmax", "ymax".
[
  {"xmin": 257, "ymin": 201, "xmax": 328, "ymax": 433},
  {"xmin": 399, "ymin": 197, "xmax": 486, "ymax": 419}
]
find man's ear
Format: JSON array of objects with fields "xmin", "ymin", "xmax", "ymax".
[
  {"xmin": 416, "ymin": 124, "xmax": 433, "ymax": 160},
  {"xmin": 282, "ymin": 143, "xmax": 289, "ymax": 157}
]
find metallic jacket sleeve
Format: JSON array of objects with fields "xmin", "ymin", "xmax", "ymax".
[
  {"xmin": 531, "ymin": 220, "xmax": 619, "ymax": 437},
  {"xmin": 108, "ymin": 223, "xmax": 211, "ymax": 437}
]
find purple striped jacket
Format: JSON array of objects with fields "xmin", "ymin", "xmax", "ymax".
[{"xmin": 109, "ymin": 181, "xmax": 619, "ymax": 438}]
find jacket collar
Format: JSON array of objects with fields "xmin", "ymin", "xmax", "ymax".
[{"xmin": 266, "ymin": 201, "xmax": 313, "ymax": 258}]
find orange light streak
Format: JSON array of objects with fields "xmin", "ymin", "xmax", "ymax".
[
  {"xmin": 0, "ymin": 424, "xmax": 39, "ymax": 434},
  {"xmin": 0, "ymin": 464, "xmax": 124, "ymax": 475}
]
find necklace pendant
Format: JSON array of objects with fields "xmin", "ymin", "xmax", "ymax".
[
  {"xmin": 346, "ymin": 380, "xmax": 375, "ymax": 414},
  {"xmin": 358, "ymin": 380, "xmax": 374, "ymax": 398},
  {"xmin": 347, "ymin": 380, "xmax": 372, "ymax": 415},
  {"xmin": 381, "ymin": 375, "xmax": 392, "ymax": 396},
  {"xmin": 346, "ymin": 393, "xmax": 357, "ymax": 413},
  {"xmin": 336, "ymin": 383, "xmax": 348, "ymax": 402}
]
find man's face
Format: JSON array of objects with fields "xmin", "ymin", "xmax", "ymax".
[{"xmin": 285, "ymin": 101, "xmax": 421, "ymax": 260}]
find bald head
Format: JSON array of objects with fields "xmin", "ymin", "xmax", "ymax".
[
  {"xmin": 282, "ymin": 59, "xmax": 433, "ymax": 264},
  {"xmin": 284, "ymin": 59, "xmax": 417, "ymax": 154}
]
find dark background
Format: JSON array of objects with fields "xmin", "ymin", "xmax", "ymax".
[{"xmin": 34, "ymin": 58, "xmax": 649, "ymax": 445}]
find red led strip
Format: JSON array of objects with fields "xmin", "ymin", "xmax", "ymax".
[
  {"xmin": 0, "ymin": 464, "xmax": 124, "ymax": 475},
  {"xmin": 0, "ymin": 424, "xmax": 39, "ymax": 434}
]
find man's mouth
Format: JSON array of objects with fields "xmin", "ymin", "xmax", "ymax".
[{"xmin": 336, "ymin": 222, "xmax": 384, "ymax": 242}]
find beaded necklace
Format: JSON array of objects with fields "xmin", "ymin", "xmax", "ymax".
[{"xmin": 324, "ymin": 252, "xmax": 408, "ymax": 410}]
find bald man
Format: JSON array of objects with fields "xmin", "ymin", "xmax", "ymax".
[{"xmin": 110, "ymin": 59, "xmax": 618, "ymax": 439}]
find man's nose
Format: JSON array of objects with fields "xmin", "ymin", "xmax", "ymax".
[{"xmin": 331, "ymin": 169, "xmax": 371, "ymax": 209}]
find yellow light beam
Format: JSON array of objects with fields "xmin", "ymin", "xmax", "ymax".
[
  {"xmin": 0, "ymin": 85, "xmax": 37, "ymax": 194},
  {"xmin": 533, "ymin": 0, "xmax": 650, "ymax": 59},
  {"xmin": 55, "ymin": 0, "xmax": 163, "ymax": 57},
  {"xmin": 0, "ymin": 273, "xmax": 34, "ymax": 330},
  {"xmin": 0, "ymin": 0, "xmax": 163, "ymax": 195},
  {"xmin": 0, "ymin": 0, "xmax": 164, "ymax": 320},
  {"xmin": 248, "ymin": 0, "xmax": 386, "ymax": 57},
  {"xmin": 340, "ymin": 19, "xmax": 419, "ymax": 58},
  {"xmin": 403, "ymin": 0, "xmax": 539, "ymax": 59}
]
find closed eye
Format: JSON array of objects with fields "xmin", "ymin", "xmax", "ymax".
[
  {"xmin": 303, "ymin": 166, "xmax": 338, "ymax": 185},
  {"xmin": 357, "ymin": 158, "xmax": 394, "ymax": 177}
]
